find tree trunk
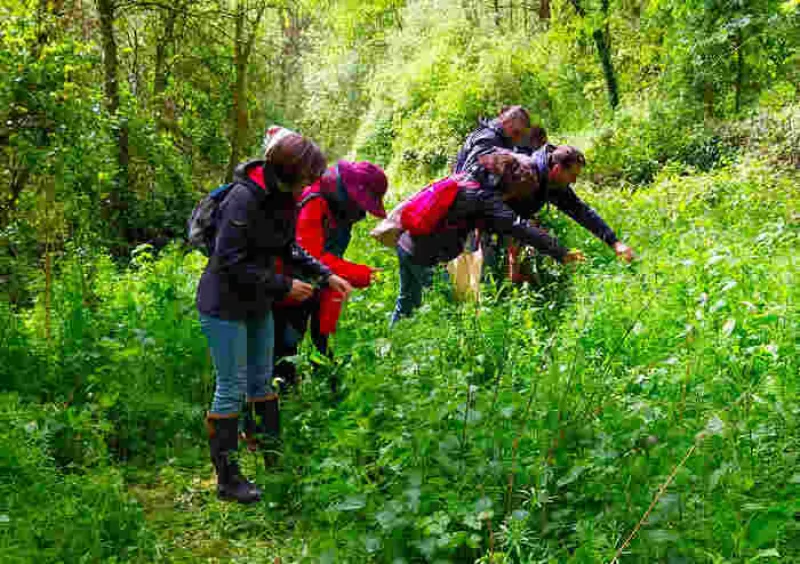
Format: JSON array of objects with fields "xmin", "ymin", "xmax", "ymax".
[
  {"xmin": 734, "ymin": 28, "xmax": 744, "ymax": 113},
  {"xmin": 1, "ymin": 0, "xmax": 60, "ymax": 228},
  {"xmin": 226, "ymin": 3, "xmax": 246, "ymax": 182},
  {"xmin": 703, "ymin": 82, "xmax": 715, "ymax": 120},
  {"xmin": 462, "ymin": 0, "xmax": 476, "ymax": 23},
  {"xmin": 593, "ymin": 28, "xmax": 619, "ymax": 109},
  {"xmin": 539, "ymin": 0, "xmax": 551, "ymax": 21},
  {"xmin": 154, "ymin": 6, "xmax": 178, "ymax": 132},
  {"xmin": 225, "ymin": 0, "xmax": 267, "ymax": 182},
  {"xmin": 153, "ymin": 8, "xmax": 176, "ymax": 98},
  {"xmin": 97, "ymin": 0, "xmax": 129, "ymax": 222},
  {"xmin": 1, "ymin": 164, "xmax": 29, "ymax": 228},
  {"xmin": 571, "ymin": 0, "xmax": 619, "ymax": 110}
]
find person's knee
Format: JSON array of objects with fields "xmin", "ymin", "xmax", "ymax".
[{"xmin": 212, "ymin": 388, "xmax": 241, "ymax": 414}]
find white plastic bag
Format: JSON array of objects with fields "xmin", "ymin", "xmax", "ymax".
[{"xmin": 447, "ymin": 248, "xmax": 483, "ymax": 302}]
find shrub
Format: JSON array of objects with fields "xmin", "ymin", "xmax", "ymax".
[{"xmin": 0, "ymin": 394, "xmax": 155, "ymax": 562}]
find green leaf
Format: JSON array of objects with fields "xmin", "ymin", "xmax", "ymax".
[{"xmin": 333, "ymin": 495, "xmax": 366, "ymax": 512}]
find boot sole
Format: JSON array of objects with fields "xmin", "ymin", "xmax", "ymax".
[{"xmin": 217, "ymin": 491, "xmax": 262, "ymax": 504}]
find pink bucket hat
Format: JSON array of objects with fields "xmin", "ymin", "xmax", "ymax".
[{"xmin": 337, "ymin": 161, "xmax": 388, "ymax": 218}]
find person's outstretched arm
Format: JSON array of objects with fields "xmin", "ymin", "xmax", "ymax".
[
  {"xmin": 296, "ymin": 197, "xmax": 373, "ymax": 288},
  {"xmin": 474, "ymin": 189, "xmax": 571, "ymax": 262},
  {"xmin": 549, "ymin": 187, "xmax": 635, "ymax": 261}
]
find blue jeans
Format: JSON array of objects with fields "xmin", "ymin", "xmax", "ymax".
[
  {"xmin": 391, "ymin": 246, "xmax": 434, "ymax": 326},
  {"xmin": 200, "ymin": 312, "xmax": 275, "ymax": 415}
]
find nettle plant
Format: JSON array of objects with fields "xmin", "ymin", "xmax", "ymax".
[
  {"xmin": 0, "ymin": 146, "xmax": 796, "ymax": 562},
  {"xmin": 261, "ymin": 157, "xmax": 798, "ymax": 562}
]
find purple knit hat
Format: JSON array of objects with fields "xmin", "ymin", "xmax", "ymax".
[{"xmin": 337, "ymin": 160, "xmax": 388, "ymax": 218}]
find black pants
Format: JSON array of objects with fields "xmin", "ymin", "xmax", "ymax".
[{"xmin": 273, "ymin": 292, "xmax": 332, "ymax": 393}]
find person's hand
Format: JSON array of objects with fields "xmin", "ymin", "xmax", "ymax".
[
  {"xmin": 288, "ymin": 279, "xmax": 314, "ymax": 302},
  {"xmin": 369, "ymin": 267, "xmax": 383, "ymax": 284},
  {"xmin": 563, "ymin": 249, "xmax": 586, "ymax": 264},
  {"xmin": 613, "ymin": 241, "xmax": 634, "ymax": 263},
  {"xmin": 327, "ymin": 274, "xmax": 353, "ymax": 298}
]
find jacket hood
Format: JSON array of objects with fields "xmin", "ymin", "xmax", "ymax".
[{"xmin": 233, "ymin": 160, "xmax": 289, "ymax": 193}]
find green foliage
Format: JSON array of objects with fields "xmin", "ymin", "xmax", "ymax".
[
  {"xmin": 2, "ymin": 131, "xmax": 798, "ymax": 562},
  {"xmin": 4, "ymin": 244, "xmax": 209, "ymax": 463},
  {"xmin": 0, "ymin": 394, "xmax": 156, "ymax": 562},
  {"xmin": 652, "ymin": 0, "xmax": 798, "ymax": 116},
  {"xmin": 585, "ymin": 99, "xmax": 740, "ymax": 184},
  {"xmin": 272, "ymin": 147, "xmax": 798, "ymax": 562},
  {"xmin": 352, "ymin": 5, "xmax": 557, "ymax": 181},
  {"xmin": 1, "ymin": 0, "xmax": 799, "ymax": 561}
]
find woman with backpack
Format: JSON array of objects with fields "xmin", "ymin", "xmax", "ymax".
[
  {"xmin": 272, "ymin": 161, "xmax": 388, "ymax": 398},
  {"xmin": 390, "ymin": 146, "xmax": 630, "ymax": 325},
  {"xmin": 195, "ymin": 126, "xmax": 353, "ymax": 504}
]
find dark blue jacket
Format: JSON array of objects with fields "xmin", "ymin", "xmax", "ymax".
[
  {"xmin": 196, "ymin": 160, "xmax": 331, "ymax": 320},
  {"xmin": 508, "ymin": 145, "xmax": 618, "ymax": 246},
  {"xmin": 454, "ymin": 119, "xmax": 512, "ymax": 184}
]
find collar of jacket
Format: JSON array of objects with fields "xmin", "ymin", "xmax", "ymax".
[
  {"xmin": 532, "ymin": 146, "xmax": 551, "ymax": 192},
  {"xmin": 481, "ymin": 118, "xmax": 513, "ymax": 146},
  {"xmin": 233, "ymin": 160, "xmax": 288, "ymax": 195}
]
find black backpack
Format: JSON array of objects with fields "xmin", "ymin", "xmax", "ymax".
[{"xmin": 187, "ymin": 183, "xmax": 235, "ymax": 255}]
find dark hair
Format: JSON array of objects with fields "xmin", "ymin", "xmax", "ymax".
[
  {"xmin": 549, "ymin": 145, "xmax": 586, "ymax": 169},
  {"xmin": 477, "ymin": 150, "xmax": 535, "ymax": 191},
  {"xmin": 530, "ymin": 125, "xmax": 547, "ymax": 148},
  {"xmin": 267, "ymin": 133, "xmax": 327, "ymax": 185},
  {"xmin": 498, "ymin": 105, "xmax": 531, "ymax": 127}
]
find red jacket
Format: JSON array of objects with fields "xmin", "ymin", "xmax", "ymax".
[
  {"xmin": 296, "ymin": 194, "xmax": 372, "ymax": 288},
  {"xmin": 276, "ymin": 183, "xmax": 374, "ymax": 335}
]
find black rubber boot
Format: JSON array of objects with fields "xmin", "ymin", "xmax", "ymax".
[
  {"xmin": 250, "ymin": 395, "xmax": 282, "ymax": 469},
  {"xmin": 206, "ymin": 414, "xmax": 262, "ymax": 504}
]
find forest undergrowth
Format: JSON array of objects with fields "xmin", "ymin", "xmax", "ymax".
[{"xmin": 2, "ymin": 123, "xmax": 798, "ymax": 562}]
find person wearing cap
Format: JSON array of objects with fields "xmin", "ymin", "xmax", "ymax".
[
  {"xmin": 272, "ymin": 160, "xmax": 388, "ymax": 398},
  {"xmin": 196, "ymin": 126, "xmax": 353, "ymax": 504}
]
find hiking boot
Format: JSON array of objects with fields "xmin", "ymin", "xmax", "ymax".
[{"xmin": 206, "ymin": 414, "xmax": 262, "ymax": 504}]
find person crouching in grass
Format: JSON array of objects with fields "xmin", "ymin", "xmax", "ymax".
[{"xmin": 272, "ymin": 161, "xmax": 388, "ymax": 400}]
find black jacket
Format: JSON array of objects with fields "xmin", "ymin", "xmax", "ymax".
[
  {"xmin": 398, "ymin": 183, "xmax": 569, "ymax": 265},
  {"xmin": 454, "ymin": 119, "xmax": 512, "ymax": 182},
  {"xmin": 196, "ymin": 160, "xmax": 331, "ymax": 320}
]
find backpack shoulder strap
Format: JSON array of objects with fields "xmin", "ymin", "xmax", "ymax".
[
  {"xmin": 298, "ymin": 191, "xmax": 325, "ymax": 209},
  {"xmin": 298, "ymin": 168, "xmax": 340, "ymax": 211}
]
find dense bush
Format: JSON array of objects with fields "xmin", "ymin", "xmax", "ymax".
[
  {"xmin": 352, "ymin": 4, "xmax": 558, "ymax": 182},
  {"xmin": 584, "ymin": 99, "xmax": 741, "ymax": 185},
  {"xmin": 2, "ymin": 124, "xmax": 798, "ymax": 561},
  {"xmin": 0, "ymin": 394, "xmax": 156, "ymax": 562},
  {"xmin": 2, "ymin": 244, "xmax": 209, "ymax": 463},
  {"xmin": 261, "ymin": 154, "xmax": 798, "ymax": 561},
  {"xmin": 2, "ymin": 0, "xmax": 799, "ymax": 559}
]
